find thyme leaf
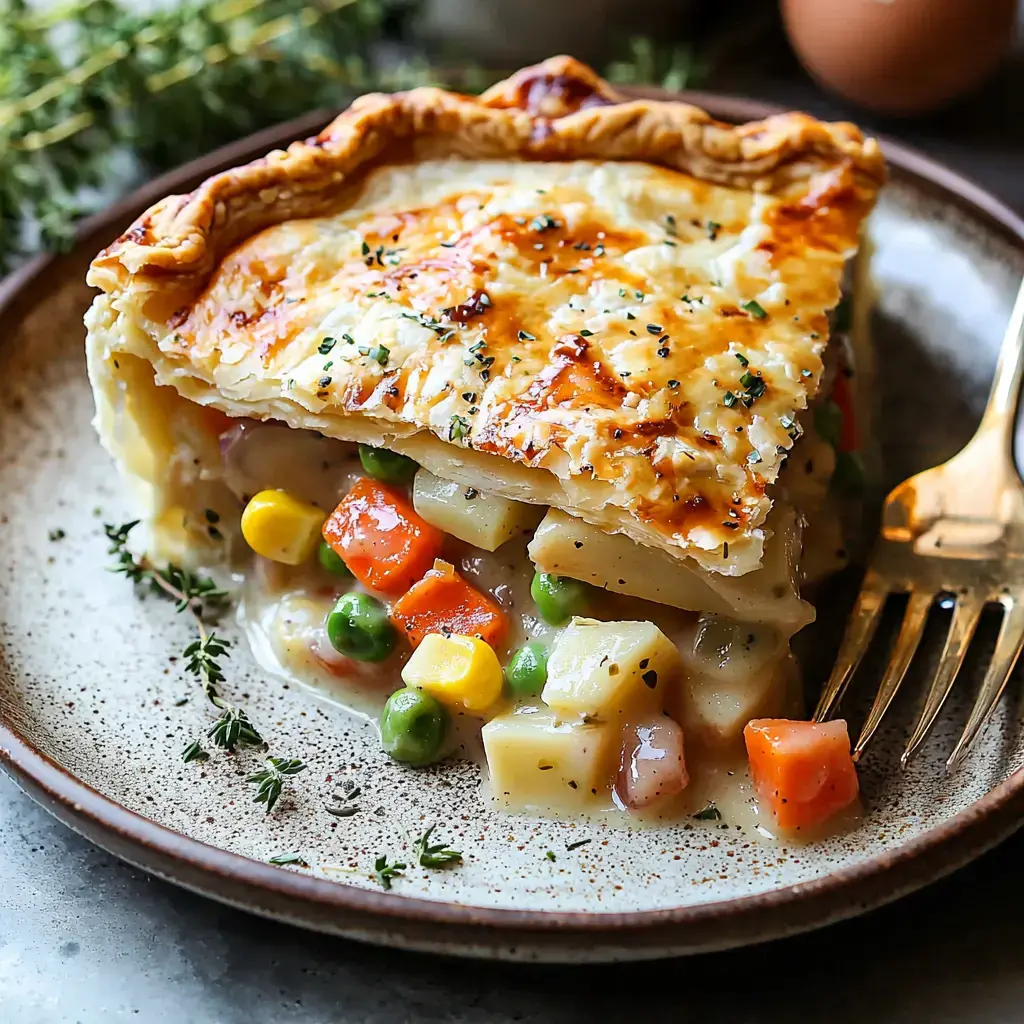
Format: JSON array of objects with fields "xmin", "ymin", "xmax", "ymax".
[
  {"xmin": 413, "ymin": 824, "xmax": 462, "ymax": 868},
  {"xmin": 246, "ymin": 757, "xmax": 307, "ymax": 815},
  {"xmin": 373, "ymin": 854, "xmax": 406, "ymax": 890}
]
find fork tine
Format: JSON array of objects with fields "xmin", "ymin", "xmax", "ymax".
[
  {"xmin": 853, "ymin": 590, "xmax": 934, "ymax": 758},
  {"xmin": 901, "ymin": 592, "xmax": 986, "ymax": 767},
  {"xmin": 946, "ymin": 594, "xmax": 1024, "ymax": 772},
  {"xmin": 813, "ymin": 569, "xmax": 888, "ymax": 722}
]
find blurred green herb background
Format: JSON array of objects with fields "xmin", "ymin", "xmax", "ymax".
[{"xmin": 0, "ymin": 0, "xmax": 711, "ymax": 274}]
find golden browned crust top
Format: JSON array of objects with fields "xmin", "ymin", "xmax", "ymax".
[{"xmin": 88, "ymin": 55, "xmax": 885, "ymax": 302}]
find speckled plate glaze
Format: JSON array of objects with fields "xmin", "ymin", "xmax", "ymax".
[{"xmin": 2, "ymin": 93, "xmax": 1024, "ymax": 963}]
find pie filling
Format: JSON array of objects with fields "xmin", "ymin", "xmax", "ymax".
[{"xmin": 84, "ymin": 56, "xmax": 883, "ymax": 833}]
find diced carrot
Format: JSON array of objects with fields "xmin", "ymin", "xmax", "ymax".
[
  {"xmin": 322, "ymin": 478, "xmax": 443, "ymax": 595},
  {"xmin": 743, "ymin": 718, "xmax": 859, "ymax": 831},
  {"xmin": 831, "ymin": 372, "xmax": 860, "ymax": 453},
  {"xmin": 390, "ymin": 560, "xmax": 509, "ymax": 649}
]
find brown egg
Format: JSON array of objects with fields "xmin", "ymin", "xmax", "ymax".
[{"xmin": 782, "ymin": 0, "xmax": 1017, "ymax": 115}]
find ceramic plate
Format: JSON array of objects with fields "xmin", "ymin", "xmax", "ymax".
[{"xmin": 2, "ymin": 93, "xmax": 1024, "ymax": 963}]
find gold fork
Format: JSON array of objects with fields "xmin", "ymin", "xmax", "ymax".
[{"xmin": 814, "ymin": 278, "xmax": 1024, "ymax": 771}]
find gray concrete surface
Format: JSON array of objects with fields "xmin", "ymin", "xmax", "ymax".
[{"xmin": 3, "ymin": 44, "xmax": 1024, "ymax": 1024}]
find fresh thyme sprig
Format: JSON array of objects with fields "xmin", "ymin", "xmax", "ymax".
[
  {"xmin": 246, "ymin": 756, "xmax": 308, "ymax": 814},
  {"xmin": 605, "ymin": 36, "xmax": 707, "ymax": 92},
  {"xmin": 0, "ymin": 0, "xmax": 430, "ymax": 274},
  {"xmin": 412, "ymin": 824, "xmax": 462, "ymax": 868},
  {"xmin": 373, "ymin": 854, "xmax": 406, "ymax": 890},
  {"xmin": 105, "ymin": 519, "xmax": 263, "ymax": 755}
]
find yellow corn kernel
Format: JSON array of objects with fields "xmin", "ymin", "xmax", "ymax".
[
  {"xmin": 240, "ymin": 489, "xmax": 325, "ymax": 565},
  {"xmin": 401, "ymin": 633, "xmax": 504, "ymax": 714}
]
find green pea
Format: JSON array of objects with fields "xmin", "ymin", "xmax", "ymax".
[
  {"xmin": 358, "ymin": 444, "xmax": 419, "ymax": 484},
  {"xmin": 530, "ymin": 571, "xmax": 591, "ymax": 626},
  {"xmin": 505, "ymin": 641, "xmax": 549, "ymax": 697},
  {"xmin": 318, "ymin": 540, "xmax": 352, "ymax": 577},
  {"xmin": 326, "ymin": 592, "xmax": 396, "ymax": 662},
  {"xmin": 380, "ymin": 686, "xmax": 447, "ymax": 766}
]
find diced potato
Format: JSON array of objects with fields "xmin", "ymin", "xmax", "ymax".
[
  {"xmin": 482, "ymin": 707, "xmax": 616, "ymax": 807},
  {"xmin": 527, "ymin": 509, "xmax": 813, "ymax": 632},
  {"xmin": 412, "ymin": 469, "xmax": 543, "ymax": 551},
  {"xmin": 542, "ymin": 617, "xmax": 681, "ymax": 720},
  {"xmin": 671, "ymin": 614, "xmax": 796, "ymax": 747}
]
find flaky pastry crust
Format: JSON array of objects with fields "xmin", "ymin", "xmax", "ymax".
[
  {"xmin": 88, "ymin": 55, "xmax": 884, "ymax": 303},
  {"xmin": 85, "ymin": 57, "xmax": 885, "ymax": 577}
]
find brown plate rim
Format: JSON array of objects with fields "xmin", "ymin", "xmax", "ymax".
[{"xmin": 2, "ymin": 87, "xmax": 1024, "ymax": 957}]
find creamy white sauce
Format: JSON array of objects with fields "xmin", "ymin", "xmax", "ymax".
[{"xmin": 226, "ymin": 423, "xmax": 803, "ymax": 829}]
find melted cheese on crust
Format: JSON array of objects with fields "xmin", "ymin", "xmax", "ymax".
[{"xmin": 88, "ymin": 157, "xmax": 869, "ymax": 575}]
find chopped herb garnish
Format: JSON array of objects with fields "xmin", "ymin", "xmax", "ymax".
[
  {"xmin": 360, "ymin": 240, "xmax": 370, "ymax": 256},
  {"xmin": 692, "ymin": 801, "xmax": 722, "ymax": 821},
  {"xmin": 318, "ymin": 337, "xmax": 337, "ymax": 355},
  {"xmin": 342, "ymin": 333, "xmax": 355, "ymax": 344},
  {"xmin": 530, "ymin": 213, "xmax": 560, "ymax": 232},
  {"xmin": 665, "ymin": 213, "xmax": 678, "ymax": 236},
  {"xmin": 317, "ymin": 375, "xmax": 332, "ymax": 388},
  {"xmin": 742, "ymin": 299, "xmax": 768, "ymax": 319},
  {"xmin": 739, "ymin": 371, "xmax": 766, "ymax": 404},
  {"xmin": 667, "ymin": 379, "xmax": 680, "ymax": 388},
  {"xmin": 566, "ymin": 839, "xmax": 591, "ymax": 851},
  {"xmin": 707, "ymin": 220, "xmax": 721, "ymax": 241},
  {"xmin": 399, "ymin": 310, "xmax": 446, "ymax": 333},
  {"xmin": 48, "ymin": 528, "xmax": 66, "ymax": 541},
  {"xmin": 545, "ymin": 850, "xmax": 557, "ymax": 862},
  {"xmin": 373, "ymin": 854, "xmax": 406, "ymax": 890},
  {"xmin": 625, "ymin": 312, "xmax": 636, "ymax": 320},
  {"xmin": 735, "ymin": 352, "xmax": 749, "ymax": 367},
  {"xmin": 646, "ymin": 324, "xmax": 663, "ymax": 335},
  {"xmin": 449, "ymin": 415, "xmax": 470, "ymax": 442},
  {"xmin": 723, "ymin": 391, "xmax": 738, "ymax": 408},
  {"xmin": 413, "ymin": 824, "xmax": 462, "ymax": 868},
  {"xmin": 518, "ymin": 329, "xmax": 535, "ymax": 341},
  {"xmin": 579, "ymin": 329, "xmax": 594, "ymax": 337},
  {"xmin": 358, "ymin": 344, "xmax": 389, "ymax": 366}
]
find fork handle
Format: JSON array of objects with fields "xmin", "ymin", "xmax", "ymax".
[{"xmin": 976, "ymin": 277, "xmax": 1024, "ymax": 452}]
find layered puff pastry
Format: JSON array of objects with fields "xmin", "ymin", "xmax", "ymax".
[{"xmin": 87, "ymin": 56, "xmax": 883, "ymax": 590}]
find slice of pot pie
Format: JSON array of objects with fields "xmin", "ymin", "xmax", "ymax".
[{"xmin": 86, "ymin": 57, "xmax": 884, "ymax": 826}]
